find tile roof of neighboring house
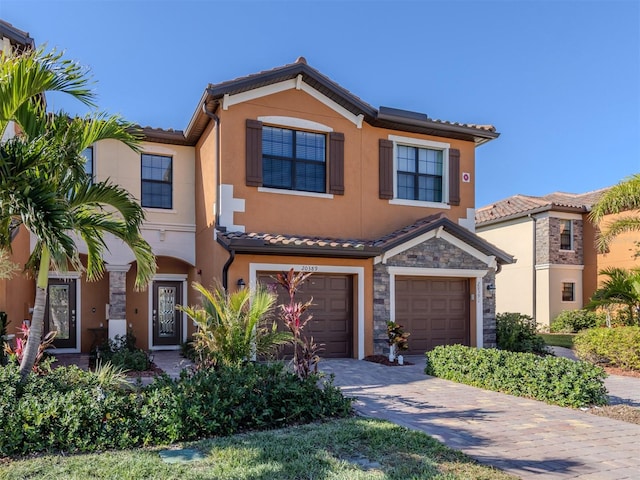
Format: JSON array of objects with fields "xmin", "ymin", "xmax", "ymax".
[
  {"xmin": 0, "ymin": 20, "xmax": 35, "ymax": 50},
  {"xmin": 475, "ymin": 188, "xmax": 609, "ymax": 226},
  {"xmin": 184, "ymin": 58, "xmax": 499, "ymax": 146},
  {"xmin": 217, "ymin": 213, "xmax": 514, "ymax": 264}
]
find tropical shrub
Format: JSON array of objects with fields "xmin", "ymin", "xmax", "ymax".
[
  {"xmin": 425, "ymin": 345, "xmax": 608, "ymax": 407},
  {"xmin": 180, "ymin": 283, "xmax": 292, "ymax": 368},
  {"xmin": 97, "ymin": 331, "xmax": 150, "ymax": 371},
  {"xmin": 0, "ymin": 362, "xmax": 352, "ymax": 456},
  {"xmin": 274, "ymin": 269, "xmax": 322, "ymax": 379},
  {"xmin": 574, "ymin": 326, "xmax": 640, "ymax": 371},
  {"xmin": 495, "ymin": 312, "xmax": 550, "ymax": 354},
  {"xmin": 551, "ymin": 309, "xmax": 605, "ymax": 333}
]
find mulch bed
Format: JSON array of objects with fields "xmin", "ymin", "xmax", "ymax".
[
  {"xmin": 603, "ymin": 366, "xmax": 640, "ymax": 378},
  {"xmin": 124, "ymin": 362, "xmax": 165, "ymax": 377},
  {"xmin": 364, "ymin": 355, "xmax": 414, "ymax": 366}
]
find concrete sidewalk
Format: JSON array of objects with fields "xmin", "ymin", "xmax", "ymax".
[{"xmin": 320, "ymin": 357, "xmax": 640, "ymax": 480}]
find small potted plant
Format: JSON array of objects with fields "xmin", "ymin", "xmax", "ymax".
[{"xmin": 387, "ymin": 321, "xmax": 409, "ymax": 363}]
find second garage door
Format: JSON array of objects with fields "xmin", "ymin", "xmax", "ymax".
[
  {"xmin": 258, "ymin": 273, "xmax": 353, "ymax": 358},
  {"xmin": 395, "ymin": 276, "xmax": 469, "ymax": 355}
]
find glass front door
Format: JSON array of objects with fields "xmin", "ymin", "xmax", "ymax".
[
  {"xmin": 152, "ymin": 281, "xmax": 182, "ymax": 346},
  {"xmin": 45, "ymin": 278, "xmax": 77, "ymax": 349}
]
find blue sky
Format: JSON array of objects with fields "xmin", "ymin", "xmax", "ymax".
[{"xmin": 2, "ymin": 0, "xmax": 639, "ymax": 207}]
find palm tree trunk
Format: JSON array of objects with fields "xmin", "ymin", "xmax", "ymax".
[{"xmin": 19, "ymin": 247, "xmax": 50, "ymax": 381}]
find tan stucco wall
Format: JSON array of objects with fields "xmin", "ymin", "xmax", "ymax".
[
  {"xmin": 95, "ymin": 139, "xmax": 195, "ymax": 227},
  {"xmin": 477, "ymin": 218, "xmax": 534, "ymax": 317},
  {"xmin": 0, "ymin": 226, "xmax": 35, "ymax": 330},
  {"xmin": 202, "ymin": 88, "xmax": 477, "ymax": 241},
  {"xmin": 539, "ymin": 266, "xmax": 583, "ymax": 326}
]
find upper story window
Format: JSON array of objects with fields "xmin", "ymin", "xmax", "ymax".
[
  {"xmin": 397, "ymin": 145, "xmax": 443, "ymax": 202},
  {"xmin": 560, "ymin": 220, "xmax": 573, "ymax": 250},
  {"xmin": 380, "ymin": 135, "xmax": 459, "ymax": 208},
  {"xmin": 262, "ymin": 126, "xmax": 326, "ymax": 193},
  {"xmin": 82, "ymin": 146, "xmax": 94, "ymax": 182},
  {"xmin": 141, "ymin": 153, "xmax": 172, "ymax": 209}
]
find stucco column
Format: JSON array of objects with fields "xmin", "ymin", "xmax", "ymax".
[{"xmin": 106, "ymin": 264, "xmax": 131, "ymax": 340}]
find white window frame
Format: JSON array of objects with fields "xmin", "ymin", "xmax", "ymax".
[{"xmin": 387, "ymin": 134, "xmax": 451, "ymax": 209}]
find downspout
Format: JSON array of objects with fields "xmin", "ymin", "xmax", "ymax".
[
  {"xmin": 202, "ymin": 103, "xmax": 221, "ymax": 226},
  {"xmin": 221, "ymin": 248, "xmax": 235, "ymax": 292},
  {"xmin": 529, "ymin": 214, "xmax": 537, "ymax": 322}
]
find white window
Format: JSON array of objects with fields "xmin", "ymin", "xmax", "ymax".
[{"xmin": 388, "ymin": 135, "xmax": 450, "ymax": 208}]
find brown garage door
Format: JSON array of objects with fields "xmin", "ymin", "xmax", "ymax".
[
  {"xmin": 258, "ymin": 273, "xmax": 353, "ymax": 358},
  {"xmin": 395, "ymin": 276, "xmax": 469, "ymax": 355}
]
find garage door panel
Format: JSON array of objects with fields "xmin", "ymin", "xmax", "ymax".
[
  {"xmin": 396, "ymin": 276, "xmax": 470, "ymax": 354},
  {"xmin": 259, "ymin": 273, "xmax": 353, "ymax": 358}
]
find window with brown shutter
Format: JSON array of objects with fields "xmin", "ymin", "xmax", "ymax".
[
  {"xmin": 448, "ymin": 148, "xmax": 460, "ymax": 206},
  {"xmin": 246, "ymin": 119, "xmax": 263, "ymax": 186},
  {"xmin": 329, "ymin": 132, "xmax": 344, "ymax": 195},
  {"xmin": 379, "ymin": 139, "xmax": 393, "ymax": 199}
]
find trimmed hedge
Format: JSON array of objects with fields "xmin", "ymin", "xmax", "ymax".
[
  {"xmin": 574, "ymin": 326, "xmax": 640, "ymax": 371},
  {"xmin": 425, "ymin": 345, "xmax": 608, "ymax": 408},
  {"xmin": 496, "ymin": 312, "xmax": 549, "ymax": 354},
  {"xmin": 0, "ymin": 362, "xmax": 352, "ymax": 457},
  {"xmin": 551, "ymin": 309, "xmax": 605, "ymax": 333}
]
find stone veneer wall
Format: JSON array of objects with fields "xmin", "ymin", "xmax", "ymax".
[
  {"xmin": 536, "ymin": 217, "xmax": 583, "ymax": 265},
  {"xmin": 373, "ymin": 237, "xmax": 497, "ymax": 354}
]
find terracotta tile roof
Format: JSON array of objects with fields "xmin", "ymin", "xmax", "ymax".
[
  {"xmin": 218, "ymin": 212, "xmax": 514, "ymax": 265},
  {"xmin": 476, "ymin": 188, "xmax": 609, "ymax": 225}
]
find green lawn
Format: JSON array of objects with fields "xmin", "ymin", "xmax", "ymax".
[
  {"xmin": 0, "ymin": 418, "xmax": 515, "ymax": 480},
  {"xmin": 539, "ymin": 333, "xmax": 576, "ymax": 349}
]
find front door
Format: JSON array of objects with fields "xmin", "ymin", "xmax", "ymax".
[
  {"xmin": 44, "ymin": 278, "xmax": 77, "ymax": 349},
  {"xmin": 152, "ymin": 281, "xmax": 182, "ymax": 347}
]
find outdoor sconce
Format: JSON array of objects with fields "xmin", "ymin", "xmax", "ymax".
[
  {"xmin": 237, "ymin": 278, "xmax": 246, "ymax": 289},
  {"xmin": 486, "ymin": 284, "xmax": 496, "ymax": 292}
]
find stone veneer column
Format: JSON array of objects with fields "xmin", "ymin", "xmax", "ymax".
[{"xmin": 106, "ymin": 264, "xmax": 131, "ymax": 340}]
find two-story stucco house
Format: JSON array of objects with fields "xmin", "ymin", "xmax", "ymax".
[
  {"xmin": 185, "ymin": 57, "xmax": 513, "ymax": 358},
  {"xmin": 1, "ymin": 28, "xmax": 513, "ymax": 357},
  {"xmin": 475, "ymin": 189, "xmax": 640, "ymax": 328}
]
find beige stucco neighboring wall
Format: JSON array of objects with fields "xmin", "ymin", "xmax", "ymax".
[
  {"xmin": 477, "ymin": 218, "xmax": 533, "ymax": 317},
  {"xmin": 536, "ymin": 264, "xmax": 583, "ymax": 327},
  {"xmin": 93, "ymin": 139, "xmax": 196, "ymax": 266}
]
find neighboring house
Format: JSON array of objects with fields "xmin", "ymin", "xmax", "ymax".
[
  {"xmin": 1, "ymin": 30, "xmax": 514, "ymax": 357},
  {"xmin": 475, "ymin": 189, "xmax": 639, "ymax": 328}
]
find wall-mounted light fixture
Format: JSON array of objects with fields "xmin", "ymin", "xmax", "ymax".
[
  {"xmin": 237, "ymin": 278, "xmax": 246, "ymax": 289},
  {"xmin": 486, "ymin": 284, "xmax": 496, "ymax": 292}
]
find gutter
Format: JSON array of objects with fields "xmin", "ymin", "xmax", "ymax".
[
  {"xmin": 529, "ymin": 214, "xmax": 537, "ymax": 322},
  {"xmin": 202, "ymin": 102, "xmax": 221, "ymax": 226}
]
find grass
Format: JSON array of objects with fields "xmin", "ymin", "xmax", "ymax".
[
  {"xmin": 539, "ymin": 333, "xmax": 575, "ymax": 349},
  {"xmin": 0, "ymin": 418, "xmax": 516, "ymax": 480}
]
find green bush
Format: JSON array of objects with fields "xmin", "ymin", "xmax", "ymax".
[
  {"xmin": 425, "ymin": 345, "xmax": 608, "ymax": 408},
  {"xmin": 496, "ymin": 312, "xmax": 550, "ymax": 354},
  {"xmin": 97, "ymin": 331, "xmax": 150, "ymax": 371},
  {"xmin": 551, "ymin": 309, "xmax": 605, "ymax": 333},
  {"xmin": 0, "ymin": 361, "xmax": 352, "ymax": 456},
  {"xmin": 574, "ymin": 326, "xmax": 640, "ymax": 371}
]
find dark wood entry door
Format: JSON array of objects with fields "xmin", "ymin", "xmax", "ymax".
[
  {"xmin": 45, "ymin": 278, "xmax": 77, "ymax": 349},
  {"xmin": 152, "ymin": 281, "xmax": 182, "ymax": 346}
]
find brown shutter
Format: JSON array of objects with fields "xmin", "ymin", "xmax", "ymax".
[
  {"xmin": 448, "ymin": 148, "xmax": 460, "ymax": 206},
  {"xmin": 379, "ymin": 139, "xmax": 394, "ymax": 199},
  {"xmin": 246, "ymin": 119, "xmax": 263, "ymax": 186},
  {"xmin": 328, "ymin": 132, "xmax": 345, "ymax": 195}
]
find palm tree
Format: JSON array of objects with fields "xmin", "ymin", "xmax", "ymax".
[
  {"xmin": 180, "ymin": 283, "xmax": 292, "ymax": 367},
  {"xmin": 589, "ymin": 174, "xmax": 640, "ymax": 252},
  {"xmin": 585, "ymin": 267, "xmax": 640, "ymax": 326},
  {"xmin": 0, "ymin": 47, "xmax": 156, "ymax": 379}
]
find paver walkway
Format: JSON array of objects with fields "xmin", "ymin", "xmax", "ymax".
[{"xmin": 320, "ymin": 357, "xmax": 640, "ymax": 480}]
